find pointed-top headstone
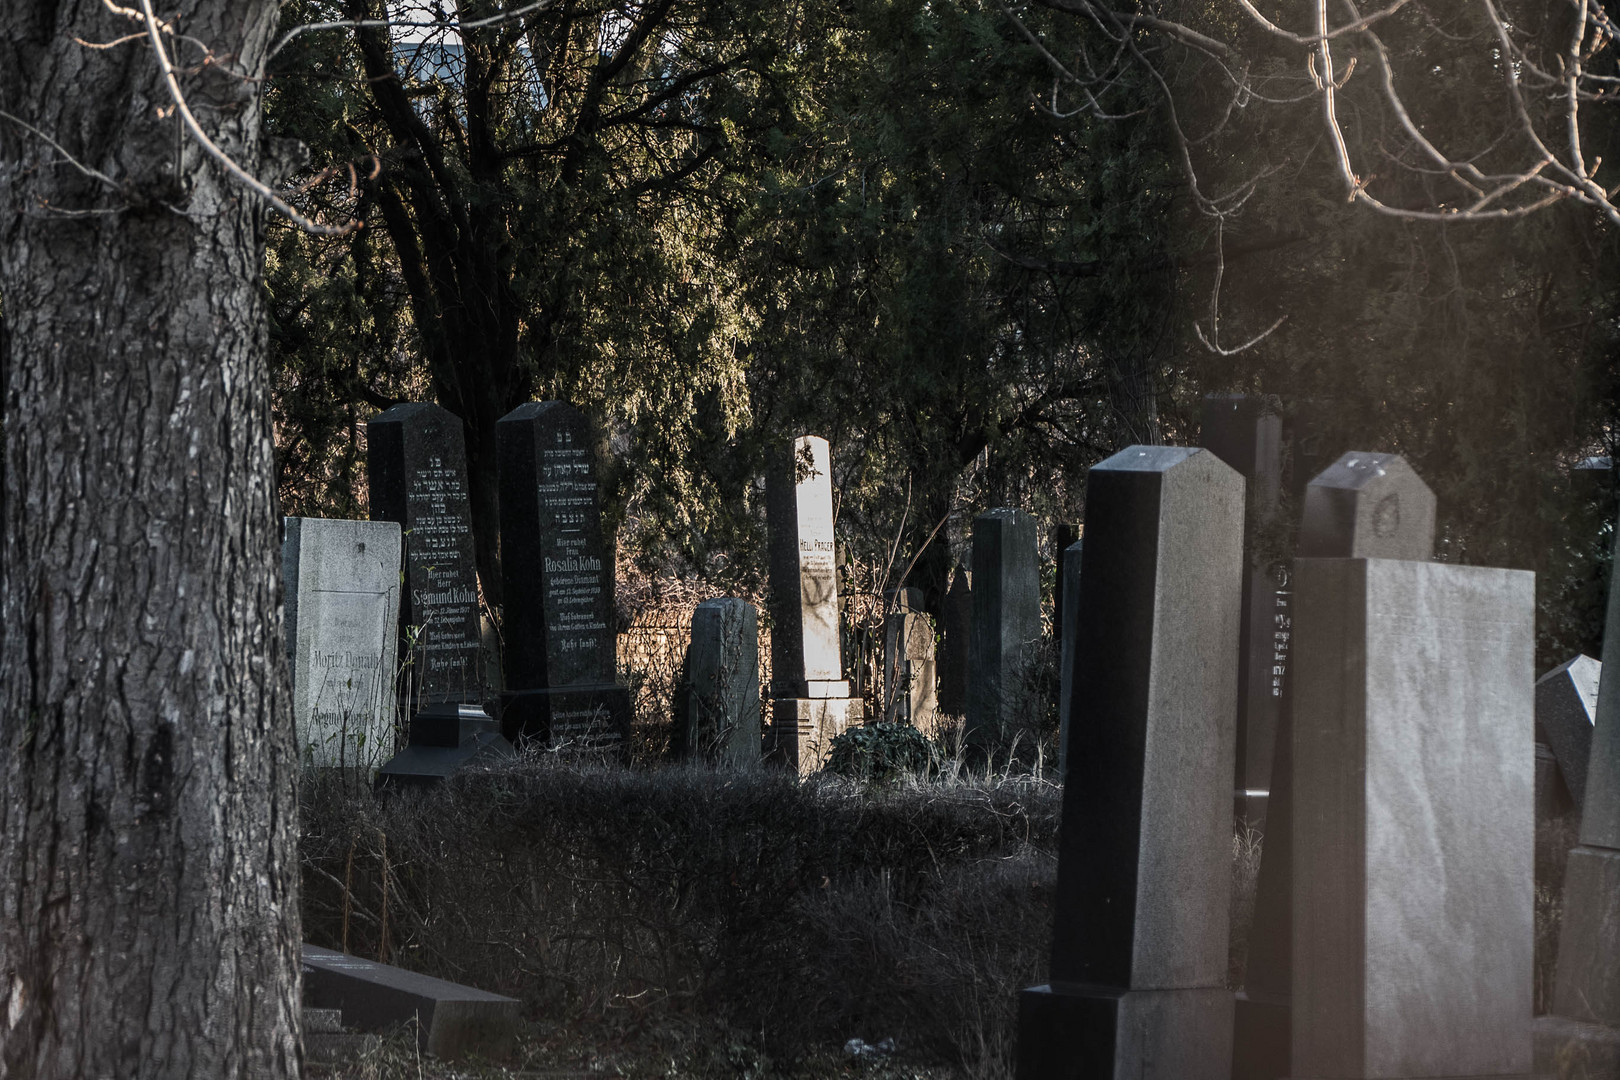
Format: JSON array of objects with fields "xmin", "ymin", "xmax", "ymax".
[
  {"xmin": 1536, "ymin": 655, "xmax": 1601, "ymax": 809},
  {"xmin": 1298, "ymin": 452, "xmax": 1435, "ymax": 561}
]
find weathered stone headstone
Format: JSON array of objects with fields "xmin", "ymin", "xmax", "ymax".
[
  {"xmin": 284, "ymin": 517, "xmax": 403, "ymax": 769},
  {"xmin": 765, "ymin": 435, "xmax": 862, "ymax": 772},
  {"xmin": 1235, "ymin": 452, "xmax": 1439, "ymax": 1080},
  {"xmin": 1296, "ymin": 451, "xmax": 1436, "ymax": 560},
  {"xmin": 1018, "ymin": 446, "xmax": 1245, "ymax": 1080},
  {"xmin": 367, "ymin": 402, "xmax": 483, "ymax": 707},
  {"xmin": 883, "ymin": 587, "xmax": 938, "ymax": 734},
  {"xmin": 965, "ymin": 509, "xmax": 1040, "ymax": 750},
  {"xmin": 937, "ymin": 564, "xmax": 971, "ymax": 717},
  {"xmin": 1290, "ymin": 559, "xmax": 1535, "ymax": 1078},
  {"xmin": 1055, "ymin": 539, "xmax": 1081, "ymax": 781},
  {"xmin": 302, "ymin": 944, "xmax": 519, "ymax": 1060},
  {"xmin": 682, "ymin": 598, "xmax": 761, "ymax": 764},
  {"xmin": 1547, "ymin": 528, "xmax": 1620, "ymax": 1051},
  {"xmin": 1536, "ymin": 654, "xmax": 1601, "ymax": 810},
  {"xmin": 495, "ymin": 402, "xmax": 631, "ymax": 750},
  {"xmin": 1201, "ymin": 394, "xmax": 1285, "ymax": 828}
]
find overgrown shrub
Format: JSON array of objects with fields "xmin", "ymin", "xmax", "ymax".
[
  {"xmin": 301, "ymin": 761, "xmax": 1061, "ymax": 1076},
  {"xmin": 824, "ymin": 723, "xmax": 938, "ymax": 781}
]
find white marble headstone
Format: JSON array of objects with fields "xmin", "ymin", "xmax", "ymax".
[{"xmin": 284, "ymin": 517, "xmax": 403, "ymax": 768}]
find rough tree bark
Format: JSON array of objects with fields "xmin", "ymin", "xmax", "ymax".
[{"xmin": 0, "ymin": 0, "xmax": 301, "ymax": 1076}]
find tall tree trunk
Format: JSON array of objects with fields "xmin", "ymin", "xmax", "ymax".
[{"xmin": 0, "ymin": 1, "xmax": 301, "ymax": 1077}]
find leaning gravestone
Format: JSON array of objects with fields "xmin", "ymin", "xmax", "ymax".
[
  {"xmin": 1055, "ymin": 539, "xmax": 1081, "ymax": 781},
  {"xmin": 367, "ymin": 402, "xmax": 483, "ymax": 708},
  {"xmin": 1234, "ymin": 451, "xmax": 1437, "ymax": 1080},
  {"xmin": 1536, "ymin": 654, "xmax": 1601, "ymax": 811},
  {"xmin": 1017, "ymin": 446, "xmax": 1245, "ymax": 1080},
  {"xmin": 765, "ymin": 435, "xmax": 863, "ymax": 773},
  {"xmin": 1290, "ymin": 553, "xmax": 1535, "ymax": 1072},
  {"xmin": 1200, "ymin": 394, "xmax": 1285, "ymax": 829},
  {"xmin": 682, "ymin": 598, "xmax": 761, "ymax": 764},
  {"xmin": 965, "ymin": 509, "xmax": 1041, "ymax": 751},
  {"xmin": 1543, "ymin": 529, "xmax": 1620, "ymax": 1065},
  {"xmin": 495, "ymin": 402, "xmax": 631, "ymax": 750},
  {"xmin": 284, "ymin": 517, "xmax": 404, "ymax": 769},
  {"xmin": 883, "ymin": 587, "xmax": 938, "ymax": 733}
]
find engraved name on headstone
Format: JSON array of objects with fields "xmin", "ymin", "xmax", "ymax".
[
  {"xmin": 496, "ymin": 402, "xmax": 630, "ymax": 749},
  {"xmin": 368, "ymin": 402, "xmax": 482, "ymax": 706},
  {"xmin": 284, "ymin": 517, "xmax": 403, "ymax": 769}
]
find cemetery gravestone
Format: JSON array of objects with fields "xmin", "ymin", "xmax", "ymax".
[
  {"xmin": 1200, "ymin": 393, "xmax": 1285, "ymax": 828},
  {"xmin": 1017, "ymin": 446, "xmax": 1245, "ymax": 1080},
  {"xmin": 284, "ymin": 517, "xmax": 403, "ymax": 769},
  {"xmin": 1050, "ymin": 521, "xmax": 1079, "ymax": 657},
  {"xmin": 1234, "ymin": 451, "xmax": 1437, "ymax": 1080},
  {"xmin": 1290, "ymin": 559, "xmax": 1535, "ymax": 1078},
  {"xmin": 937, "ymin": 565, "xmax": 972, "ymax": 717},
  {"xmin": 1056, "ymin": 539, "xmax": 1081, "ymax": 781},
  {"xmin": 965, "ymin": 509, "xmax": 1040, "ymax": 751},
  {"xmin": 683, "ymin": 598, "xmax": 761, "ymax": 764},
  {"xmin": 883, "ymin": 587, "xmax": 939, "ymax": 734},
  {"xmin": 1548, "ymin": 529, "xmax": 1620, "ymax": 1050},
  {"xmin": 766, "ymin": 435, "xmax": 862, "ymax": 773},
  {"xmin": 1535, "ymin": 654, "xmax": 1600, "ymax": 811},
  {"xmin": 495, "ymin": 402, "xmax": 631, "ymax": 750},
  {"xmin": 368, "ymin": 402, "xmax": 484, "ymax": 708},
  {"xmin": 302, "ymin": 945, "xmax": 520, "ymax": 1060},
  {"xmin": 1296, "ymin": 451, "xmax": 1436, "ymax": 561}
]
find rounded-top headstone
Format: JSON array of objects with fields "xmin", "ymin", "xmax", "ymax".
[{"xmin": 1298, "ymin": 451, "xmax": 1435, "ymax": 560}]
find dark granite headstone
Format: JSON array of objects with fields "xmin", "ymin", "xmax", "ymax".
[
  {"xmin": 495, "ymin": 402, "xmax": 630, "ymax": 750},
  {"xmin": 1536, "ymin": 654, "xmax": 1601, "ymax": 810},
  {"xmin": 1296, "ymin": 451, "xmax": 1436, "ymax": 561},
  {"xmin": 937, "ymin": 565, "xmax": 971, "ymax": 717},
  {"xmin": 1017, "ymin": 446, "xmax": 1244, "ymax": 1080},
  {"xmin": 368, "ymin": 403, "xmax": 484, "ymax": 707},
  {"xmin": 302, "ymin": 944, "xmax": 519, "ymax": 1060},
  {"xmin": 1235, "ymin": 451, "xmax": 1438, "ymax": 1080},
  {"xmin": 1200, "ymin": 394, "xmax": 1285, "ymax": 828},
  {"xmin": 682, "ymin": 598, "xmax": 761, "ymax": 764},
  {"xmin": 1056, "ymin": 539, "xmax": 1081, "ymax": 782},
  {"xmin": 965, "ymin": 509, "xmax": 1040, "ymax": 750},
  {"xmin": 1551, "ymin": 526, "xmax": 1620, "ymax": 1033}
]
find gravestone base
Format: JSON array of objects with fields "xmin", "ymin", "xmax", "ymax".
[
  {"xmin": 500, "ymin": 685, "xmax": 632, "ymax": 754},
  {"xmin": 303, "ymin": 945, "xmax": 519, "ymax": 1060},
  {"xmin": 1552, "ymin": 845, "xmax": 1620, "ymax": 1025},
  {"xmin": 375, "ymin": 734, "xmax": 514, "ymax": 789},
  {"xmin": 768, "ymin": 697, "xmax": 862, "ymax": 775},
  {"xmin": 1533, "ymin": 1014, "xmax": 1620, "ymax": 1077},
  {"xmin": 1016, "ymin": 982, "xmax": 1232, "ymax": 1080},
  {"xmin": 1232, "ymin": 990, "xmax": 1289, "ymax": 1080}
]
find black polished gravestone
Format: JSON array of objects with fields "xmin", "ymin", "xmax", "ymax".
[
  {"xmin": 368, "ymin": 403, "xmax": 484, "ymax": 707},
  {"xmin": 1200, "ymin": 394, "xmax": 1285, "ymax": 830},
  {"xmin": 495, "ymin": 402, "xmax": 630, "ymax": 751},
  {"xmin": 1018, "ymin": 446, "xmax": 1246, "ymax": 1080},
  {"xmin": 1233, "ymin": 451, "xmax": 1437, "ymax": 1080}
]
